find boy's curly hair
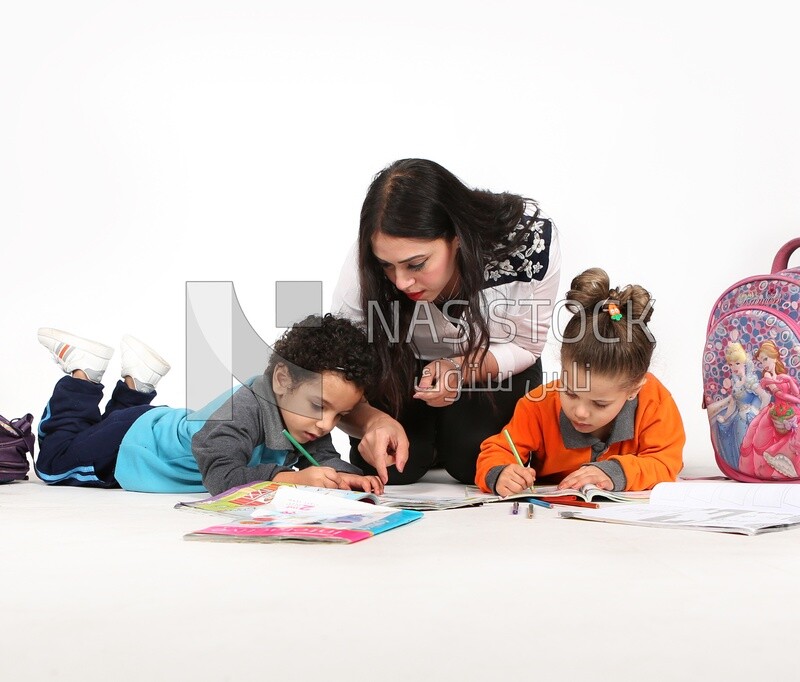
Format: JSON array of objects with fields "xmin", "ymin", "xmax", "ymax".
[{"xmin": 265, "ymin": 314, "xmax": 377, "ymax": 392}]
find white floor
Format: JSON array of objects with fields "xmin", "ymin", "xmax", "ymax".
[{"xmin": 3, "ymin": 465, "xmax": 798, "ymax": 682}]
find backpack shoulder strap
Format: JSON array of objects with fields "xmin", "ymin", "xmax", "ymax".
[{"xmin": 14, "ymin": 414, "xmax": 35, "ymax": 455}]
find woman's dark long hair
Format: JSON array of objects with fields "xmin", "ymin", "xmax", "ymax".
[{"xmin": 358, "ymin": 158, "xmax": 530, "ymax": 416}]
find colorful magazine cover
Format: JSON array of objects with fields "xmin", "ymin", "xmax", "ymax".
[{"xmin": 177, "ymin": 481, "xmax": 423, "ymax": 544}]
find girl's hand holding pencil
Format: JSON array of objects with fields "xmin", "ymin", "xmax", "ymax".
[
  {"xmin": 496, "ymin": 464, "xmax": 537, "ymax": 497},
  {"xmin": 495, "ymin": 429, "xmax": 537, "ymax": 497}
]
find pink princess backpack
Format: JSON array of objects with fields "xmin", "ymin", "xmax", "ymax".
[{"xmin": 703, "ymin": 239, "xmax": 800, "ymax": 482}]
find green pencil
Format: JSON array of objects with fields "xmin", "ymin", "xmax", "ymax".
[
  {"xmin": 503, "ymin": 428, "xmax": 536, "ymax": 494},
  {"xmin": 282, "ymin": 428, "xmax": 321, "ymax": 467},
  {"xmin": 503, "ymin": 428, "xmax": 525, "ymax": 467}
]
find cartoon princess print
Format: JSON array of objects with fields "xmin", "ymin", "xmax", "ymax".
[
  {"xmin": 756, "ymin": 339, "xmax": 787, "ymax": 380},
  {"xmin": 707, "ymin": 342, "xmax": 768, "ymax": 469},
  {"xmin": 739, "ymin": 341, "xmax": 800, "ymax": 479}
]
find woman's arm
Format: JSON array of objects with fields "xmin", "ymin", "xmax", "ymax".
[
  {"xmin": 482, "ymin": 222, "xmax": 562, "ymax": 378},
  {"xmin": 412, "ymin": 352, "xmax": 500, "ymax": 408},
  {"xmin": 337, "ymin": 400, "xmax": 410, "ymax": 483}
]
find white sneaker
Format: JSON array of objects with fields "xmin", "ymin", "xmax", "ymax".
[
  {"xmin": 120, "ymin": 335, "xmax": 171, "ymax": 393},
  {"xmin": 38, "ymin": 327, "xmax": 114, "ymax": 383}
]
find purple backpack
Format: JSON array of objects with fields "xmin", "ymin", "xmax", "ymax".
[
  {"xmin": 702, "ymin": 239, "xmax": 800, "ymax": 482},
  {"xmin": 0, "ymin": 413, "xmax": 35, "ymax": 483}
]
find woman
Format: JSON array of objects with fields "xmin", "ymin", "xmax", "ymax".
[{"xmin": 331, "ymin": 159, "xmax": 561, "ymax": 484}]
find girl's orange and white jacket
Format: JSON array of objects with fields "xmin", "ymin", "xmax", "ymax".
[{"xmin": 475, "ymin": 373, "xmax": 685, "ymax": 494}]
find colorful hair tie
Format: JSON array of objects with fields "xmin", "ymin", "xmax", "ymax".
[{"xmin": 605, "ymin": 301, "xmax": 623, "ymax": 321}]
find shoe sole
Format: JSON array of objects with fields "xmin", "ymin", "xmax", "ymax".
[
  {"xmin": 37, "ymin": 328, "xmax": 114, "ymax": 359},
  {"xmin": 121, "ymin": 335, "xmax": 171, "ymax": 375}
]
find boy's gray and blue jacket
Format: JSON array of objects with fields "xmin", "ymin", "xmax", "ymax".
[{"xmin": 114, "ymin": 374, "xmax": 362, "ymax": 495}]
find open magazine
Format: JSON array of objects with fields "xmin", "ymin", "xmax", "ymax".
[
  {"xmin": 176, "ymin": 481, "xmax": 382, "ymax": 515},
  {"xmin": 380, "ymin": 483, "xmax": 486, "ymax": 511},
  {"xmin": 557, "ymin": 481, "xmax": 800, "ymax": 535},
  {"xmin": 379, "ymin": 494, "xmax": 489, "ymax": 511},
  {"xmin": 464, "ymin": 484, "xmax": 651, "ymax": 505},
  {"xmin": 177, "ymin": 481, "xmax": 422, "ymax": 544},
  {"xmin": 176, "ymin": 480, "xmax": 486, "ymax": 513}
]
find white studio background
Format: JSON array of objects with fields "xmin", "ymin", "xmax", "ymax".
[{"xmin": 2, "ymin": 0, "xmax": 799, "ymax": 472}]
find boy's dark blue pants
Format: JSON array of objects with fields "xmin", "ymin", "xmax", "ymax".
[{"xmin": 36, "ymin": 376, "xmax": 156, "ymax": 487}]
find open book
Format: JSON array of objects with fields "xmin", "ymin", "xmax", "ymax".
[
  {"xmin": 558, "ymin": 481, "xmax": 800, "ymax": 535},
  {"xmin": 465, "ymin": 484, "xmax": 650, "ymax": 505},
  {"xmin": 177, "ymin": 481, "xmax": 423, "ymax": 544},
  {"xmin": 176, "ymin": 481, "xmax": 382, "ymax": 516},
  {"xmin": 380, "ymin": 484, "xmax": 490, "ymax": 511},
  {"xmin": 378, "ymin": 493, "xmax": 489, "ymax": 511}
]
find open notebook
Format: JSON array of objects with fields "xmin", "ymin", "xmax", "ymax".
[
  {"xmin": 558, "ymin": 480, "xmax": 800, "ymax": 535},
  {"xmin": 464, "ymin": 483, "xmax": 651, "ymax": 504}
]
